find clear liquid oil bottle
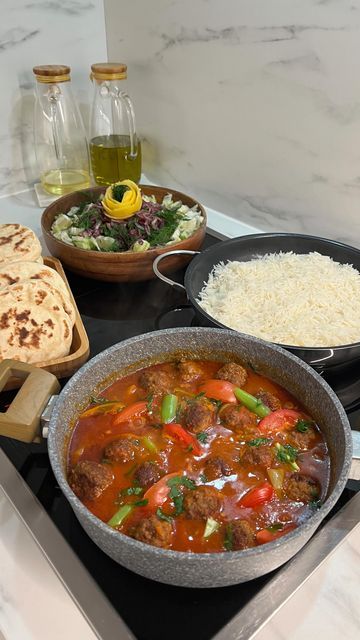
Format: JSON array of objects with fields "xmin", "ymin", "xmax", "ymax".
[
  {"xmin": 89, "ymin": 63, "xmax": 141, "ymax": 185},
  {"xmin": 33, "ymin": 65, "xmax": 90, "ymax": 195}
]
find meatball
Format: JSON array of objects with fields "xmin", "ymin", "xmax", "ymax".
[
  {"xmin": 284, "ymin": 473, "xmax": 320, "ymax": 502},
  {"xmin": 241, "ymin": 444, "xmax": 274, "ymax": 469},
  {"xmin": 256, "ymin": 389, "xmax": 281, "ymax": 412},
  {"xmin": 221, "ymin": 405, "xmax": 257, "ymax": 433},
  {"xmin": 139, "ymin": 368, "xmax": 172, "ymax": 394},
  {"xmin": 130, "ymin": 515, "xmax": 172, "ymax": 548},
  {"xmin": 183, "ymin": 486, "xmax": 221, "ymax": 520},
  {"xmin": 215, "ymin": 362, "xmax": 248, "ymax": 388},
  {"xmin": 232, "ymin": 520, "xmax": 255, "ymax": 550},
  {"xmin": 289, "ymin": 428, "xmax": 317, "ymax": 450},
  {"xmin": 134, "ymin": 461, "xmax": 162, "ymax": 488},
  {"xmin": 178, "ymin": 360, "xmax": 204, "ymax": 384},
  {"xmin": 69, "ymin": 460, "xmax": 113, "ymax": 501},
  {"xmin": 103, "ymin": 438, "xmax": 137, "ymax": 463},
  {"xmin": 184, "ymin": 400, "xmax": 215, "ymax": 433},
  {"xmin": 204, "ymin": 456, "xmax": 232, "ymax": 480}
]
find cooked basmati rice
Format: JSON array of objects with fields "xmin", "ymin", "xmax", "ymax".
[{"xmin": 197, "ymin": 252, "xmax": 360, "ymax": 347}]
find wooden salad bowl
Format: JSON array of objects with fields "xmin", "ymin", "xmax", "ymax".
[{"xmin": 41, "ymin": 185, "xmax": 207, "ymax": 282}]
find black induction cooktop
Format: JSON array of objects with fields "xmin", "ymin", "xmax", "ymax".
[{"xmin": 1, "ymin": 231, "xmax": 359, "ymax": 640}]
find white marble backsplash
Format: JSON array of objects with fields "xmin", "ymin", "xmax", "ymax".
[
  {"xmin": 0, "ymin": 0, "xmax": 107, "ymax": 198},
  {"xmin": 105, "ymin": 0, "xmax": 360, "ymax": 246}
]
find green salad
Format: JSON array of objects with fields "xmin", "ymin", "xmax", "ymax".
[{"xmin": 51, "ymin": 193, "xmax": 204, "ymax": 253}]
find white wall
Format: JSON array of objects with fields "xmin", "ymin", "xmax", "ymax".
[
  {"xmin": 105, "ymin": 0, "xmax": 360, "ymax": 246},
  {"xmin": 0, "ymin": 0, "xmax": 107, "ymax": 197}
]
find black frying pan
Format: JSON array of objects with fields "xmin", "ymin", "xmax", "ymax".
[{"xmin": 153, "ymin": 233, "xmax": 360, "ymax": 370}]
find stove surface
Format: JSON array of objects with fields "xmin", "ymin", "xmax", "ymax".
[{"xmin": 0, "ymin": 232, "xmax": 359, "ymax": 640}]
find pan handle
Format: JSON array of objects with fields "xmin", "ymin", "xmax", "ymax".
[
  {"xmin": 0, "ymin": 359, "xmax": 60, "ymax": 443},
  {"xmin": 153, "ymin": 250, "xmax": 199, "ymax": 291}
]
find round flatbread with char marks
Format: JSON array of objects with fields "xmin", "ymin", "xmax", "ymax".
[
  {"xmin": 0, "ymin": 280, "xmax": 73, "ymax": 364},
  {"xmin": 0, "ymin": 224, "xmax": 42, "ymax": 265},
  {"xmin": 0, "ymin": 261, "xmax": 70, "ymax": 301}
]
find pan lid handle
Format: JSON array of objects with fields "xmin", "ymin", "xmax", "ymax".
[
  {"xmin": 0, "ymin": 359, "xmax": 60, "ymax": 443},
  {"xmin": 153, "ymin": 250, "xmax": 199, "ymax": 291}
]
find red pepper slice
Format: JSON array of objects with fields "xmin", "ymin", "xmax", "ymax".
[
  {"xmin": 198, "ymin": 380, "xmax": 237, "ymax": 404},
  {"xmin": 256, "ymin": 524, "xmax": 296, "ymax": 545},
  {"xmin": 164, "ymin": 423, "xmax": 203, "ymax": 456},
  {"xmin": 112, "ymin": 401, "xmax": 148, "ymax": 425},
  {"xmin": 239, "ymin": 482, "xmax": 274, "ymax": 508},
  {"xmin": 258, "ymin": 409, "xmax": 302, "ymax": 434}
]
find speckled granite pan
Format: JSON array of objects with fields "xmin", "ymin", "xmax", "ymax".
[{"xmin": 47, "ymin": 328, "xmax": 352, "ymax": 588}]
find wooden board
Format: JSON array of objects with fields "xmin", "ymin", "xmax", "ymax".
[{"xmin": 3, "ymin": 256, "xmax": 90, "ymax": 390}]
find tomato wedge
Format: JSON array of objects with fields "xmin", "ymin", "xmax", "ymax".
[
  {"xmin": 256, "ymin": 524, "xmax": 296, "ymax": 545},
  {"xmin": 199, "ymin": 380, "xmax": 237, "ymax": 404},
  {"xmin": 258, "ymin": 409, "xmax": 302, "ymax": 434},
  {"xmin": 144, "ymin": 472, "xmax": 181, "ymax": 509},
  {"xmin": 112, "ymin": 401, "xmax": 148, "ymax": 425},
  {"xmin": 164, "ymin": 423, "xmax": 202, "ymax": 456},
  {"xmin": 239, "ymin": 482, "xmax": 274, "ymax": 508}
]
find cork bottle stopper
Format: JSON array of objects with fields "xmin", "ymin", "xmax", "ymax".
[
  {"xmin": 91, "ymin": 63, "xmax": 127, "ymax": 80},
  {"xmin": 33, "ymin": 65, "xmax": 70, "ymax": 82}
]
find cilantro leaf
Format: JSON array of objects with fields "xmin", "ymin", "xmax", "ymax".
[
  {"xmin": 121, "ymin": 486, "xmax": 143, "ymax": 497},
  {"xmin": 112, "ymin": 184, "xmax": 129, "ymax": 202},
  {"xmin": 276, "ymin": 443, "xmax": 299, "ymax": 471},
  {"xmin": 224, "ymin": 524, "xmax": 233, "ymax": 551},
  {"xmin": 134, "ymin": 499, "xmax": 148, "ymax": 507},
  {"xmin": 248, "ymin": 437, "xmax": 271, "ymax": 447},
  {"xmin": 296, "ymin": 419, "xmax": 314, "ymax": 433},
  {"xmin": 196, "ymin": 432, "xmax": 208, "ymax": 444},
  {"xmin": 266, "ymin": 523, "xmax": 284, "ymax": 533},
  {"xmin": 156, "ymin": 507, "xmax": 173, "ymax": 523}
]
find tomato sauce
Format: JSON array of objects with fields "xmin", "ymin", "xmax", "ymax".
[{"xmin": 67, "ymin": 360, "xmax": 330, "ymax": 553}]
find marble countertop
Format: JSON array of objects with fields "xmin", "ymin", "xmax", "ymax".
[{"xmin": 0, "ymin": 187, "xmax": 359, "ymax": 640}]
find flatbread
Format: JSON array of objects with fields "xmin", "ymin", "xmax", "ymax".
[
  {"xmin": 5, "ymin": 279, "xmax": 75, "ymax": 327},
  {"xmin": 0, "ymin": 224, "xmax": 42, "ymax": 265},
  {"xmin": 0, "ymin": 261, "xmax": 70, "ymax": 301},
  {"xmin": 0, "ymin": 280, "xmax": 73, "ymax": 363}
]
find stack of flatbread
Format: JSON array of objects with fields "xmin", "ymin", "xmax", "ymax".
[{"xmin": 0, "ymin": 224, "xmax": 76, "ymax": 364}]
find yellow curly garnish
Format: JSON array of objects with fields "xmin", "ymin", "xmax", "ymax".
[{"xmin": 102, "ymin": 179, "xmax": 142, "ymax": 219}]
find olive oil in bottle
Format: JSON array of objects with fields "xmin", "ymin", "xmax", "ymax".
[
  {"xmin": 89, "ymin": 63, "xmax": 142, "ymax": 185},
  {"xmin": 90, "ymin": 134, "xmax": 142, "ymax": 185},
  {"xmin": 33, "ymin": 65, "xmax": 90, "ymax": 195}
]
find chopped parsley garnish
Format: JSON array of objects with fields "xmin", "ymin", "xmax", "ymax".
[
  {"xmin": 167, "ymin": 475, "xmax": 196, "ymax": 490},
  {"xmin": 194, "ymin": 391, "xmax": 205, "ymax": 400},
  {"xmin": 296, "ymin": 419, "xmax": 314, "ymax": 433},
  {"xmin": 112, "ymin": 184, "xmax": 129, "ymax": 202},
  {"xmin": 199, "ymin": 473, "xmax": 208, "ymax": 483},
  {"xmin": 166, "ymin": 475, "xmax": 196, "ymax": 515},
  {"xmin": 266, "ymin": 523, "xmax": 284, "ymax": 533},
  {"xmin": 134, "ymin": 499, "xmax": 148, "ymax": 507},
  {"xmin": 209, "ymin": 398, "xmax": 223, "ymax": 410},
  {"xmin": 309, "ymin": 498, "xmax": 322, "ymax": 510},
  {"xmin": 156, "ymin": 507, "xmax": 173, "ymax": 523},
  {"xmin": 146, "ymin": 393, "xmax": 154, "ymax": 412},
  {"xmin": 196, "ymin": 432, "xmax": 209, "ymax": 444},
  {"xmin": 121, "ymin": 486, "xmax": 143, "ymax": 497},
  {"xmin": 248, "ymin": 437, "xmax": 271, "ymax": 447},
  {"xmin": 224, "ymin": 524, "xmax": 233, "ymax": 551},
  {"xmin": 275, "ymin": 443, "xmax": 299, "ymax": 471}
]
